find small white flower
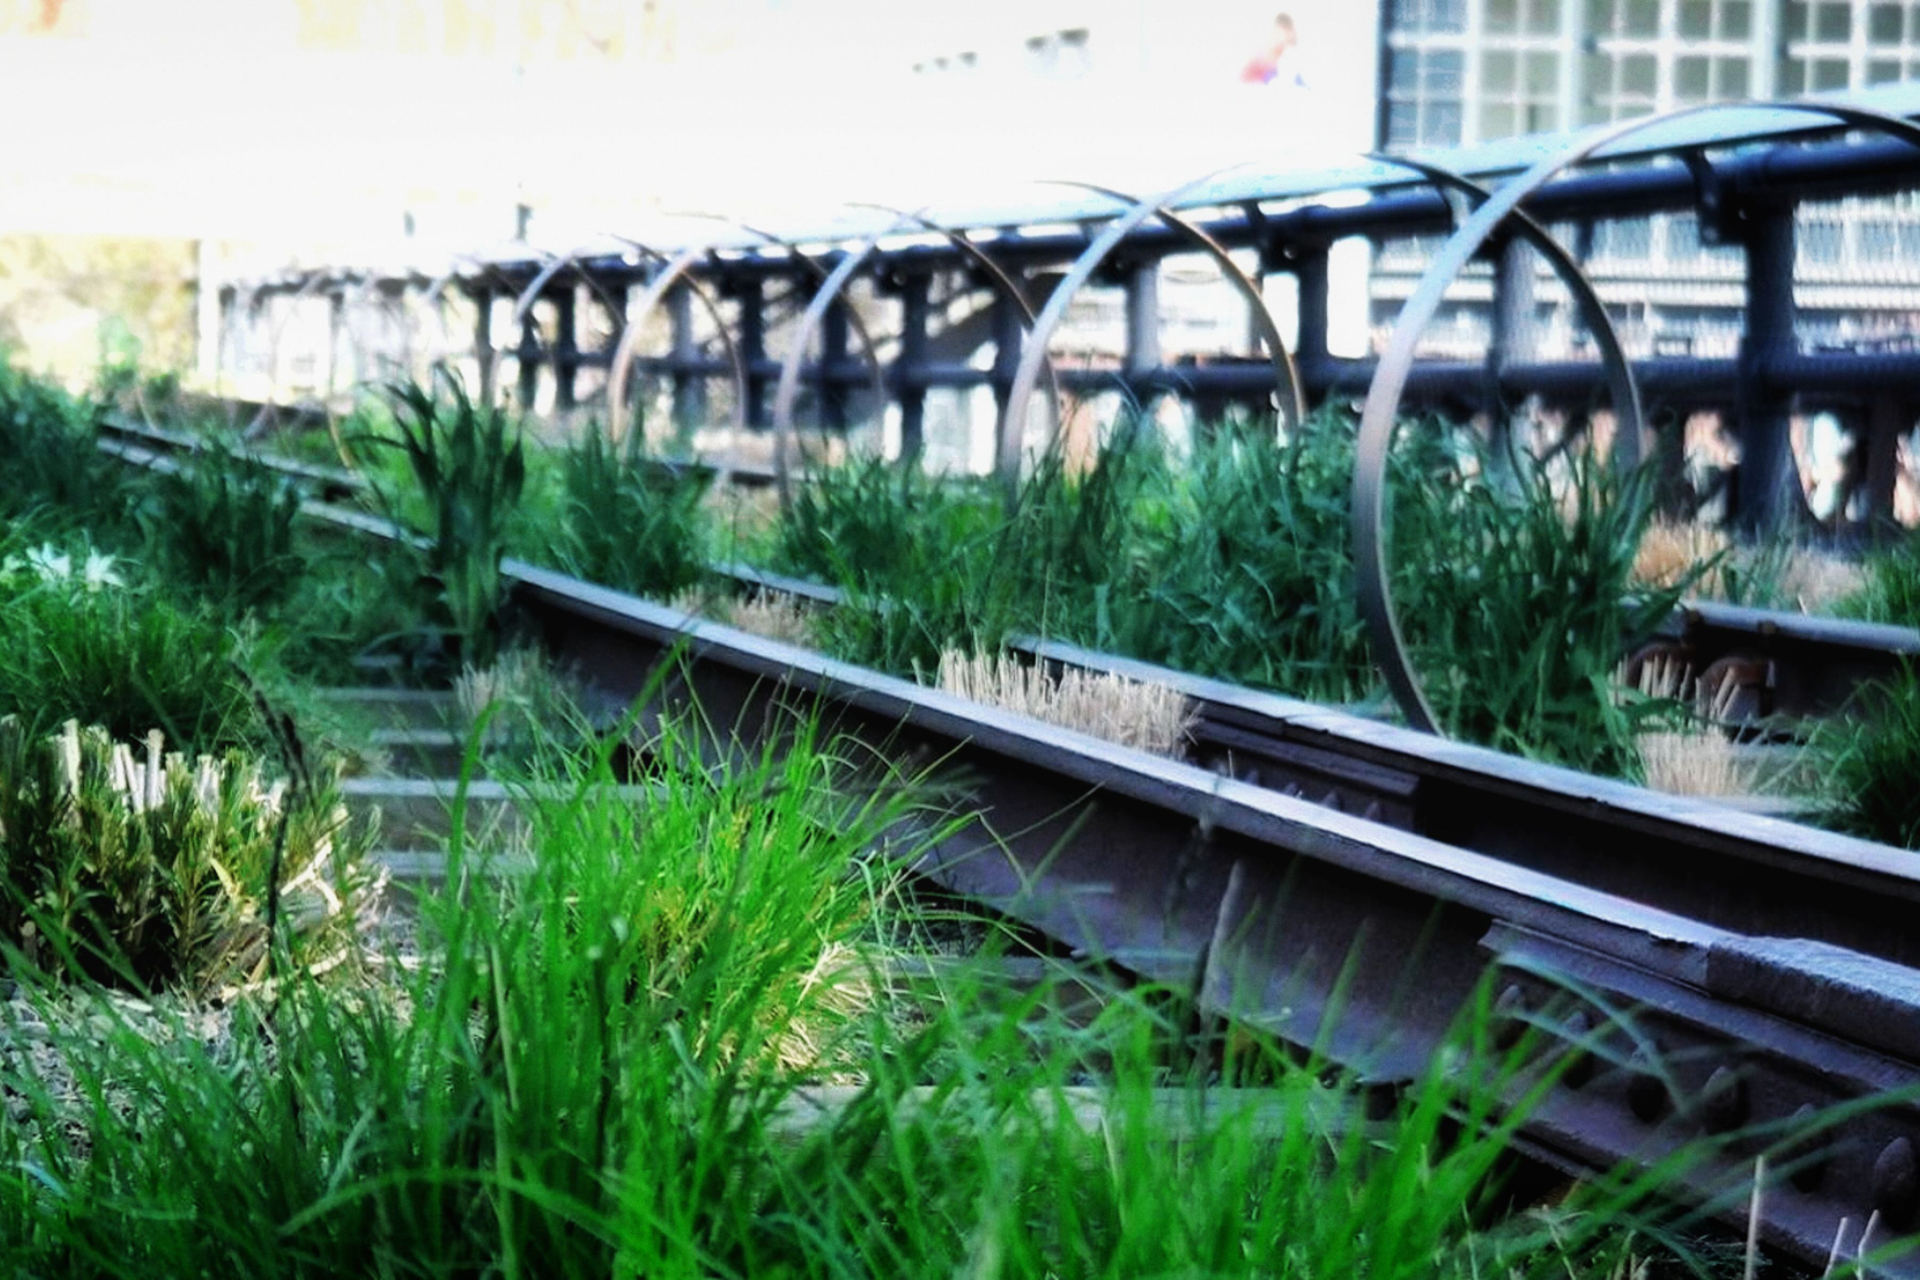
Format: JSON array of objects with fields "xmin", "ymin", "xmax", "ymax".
[
  {"xmin": 25, "ymin": 545, "xmax": 71, "ymax": 582},
  {"xmin": 80, "ymin": 551, "xmax": 123, "ymax": 590}
]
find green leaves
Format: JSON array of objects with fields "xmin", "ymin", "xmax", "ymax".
[
  {"xmin": 142, "ymin": 441, "xmax": 306, "ymax": 612},
  {"xmin": 362, "ymin": 376, "xmax": 528, "ymax": 671},
  {"xmin": 546, "ymin": 428, "xmax": 713, "ymax": 600}
]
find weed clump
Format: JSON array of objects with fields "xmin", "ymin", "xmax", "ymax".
[
  {"xmin": 0, "ymin": 539, "xmax": 261, "ymax": 754},
  {"xmin": 359, "ymin": 376, "xmax": 527, "ymax": 671},
  {"xmin": 0, "ymin": 717, "xmax": 373, "ymax": 993},
  {"xmin": 1812, "ymin": 662, "xmax": 1920, "ymax": 848},
  {"xmin": 0, "ymin": 704, "xmax": 1754, "ymax": 1276},
  {"xmin": 140, "ymin": 441, "xmax": 306, "ymax": 612},
  {"xmin": 546, "ymin": 428, "xmax": 714, "ymax": 600}
]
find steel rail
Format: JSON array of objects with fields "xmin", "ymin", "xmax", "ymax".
[
  {"xmin": 497, "ymin": 558, "xmax": 1920, "ymax": 1274},
  {"xmin": 1354, "ymin": 99, "xmax": 1920, "ymax": 737},
  {"xmin": 93, "ymin": 433, "xmax": 1920, "ymax": 1268}
]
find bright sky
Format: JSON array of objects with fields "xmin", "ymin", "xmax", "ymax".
[{"xmin": 0, "ymin": 0, "xmax": 1382, "ymax": 268}]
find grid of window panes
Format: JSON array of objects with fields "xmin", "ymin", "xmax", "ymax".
[
  {"xmin": 1480, "ymin": 0, "xmax": 1567, "ymax": 137},
  {"xmin": 1383, "ymin": 0, "xmax": 1469, "ymax": 147},
  {"xmin": 1373, "ymin": 0, "xmax": 1920, "ymax": 359},
  {"xmin": 1861, "ymin": 2, "xmax": 1920, "ymax": 84}
]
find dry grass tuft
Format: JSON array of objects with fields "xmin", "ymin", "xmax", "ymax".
[
  {"xmin": 1634, "ymin": 517, "xmax": 1727, "ymax": 594},
  {"xmin": 1635, "ymin": 516, "xmax": 1866, "ymax": 612},
  {"xmin": 935, "ymin": 650, "xmax": 1194, "ymax": 758},
  {"xmin": 1635, "ymin": 730, "xmax": 1759, "ymax": 798},
  {"xmin": 1772, "ymin": 548, "xmax": 1867, "ymax": 614},
  {"xmin": 670, "ymin": 587, "xmax": 817, "ymax": 647},
  {"xmin": 1626, "ymin": 654, "xmax": 1762, "ymax": 798}
]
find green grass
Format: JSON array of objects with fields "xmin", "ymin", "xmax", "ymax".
[
  {"xmin": 0, "ymin": 703, "xmax": 1774, "ymax": 1277},
  {"xmin": 139, "ymin": 440, "xmax": 307, "ymax": 613},
  {"xmin": 0, "ymin": 356, "xmax": 135, "ymax": 538},
  {"xmin": 356, "ymin": 377, "xmax": 528, "ymax": 672},
  {"xmin": 1811, "ymin": 661, "xmax": 1920, "ymax": 848},
  {"xmin": 1393, "ymin": 438, "xmax": 1690, "ymax": 777},
  {"xmin": 759, "ymin": 414, "xmax": 1686, "ymax": 774},
  {"xmin": 0, "ymin": 537, "xmax": 263, "ymax": 754},
  {"xmin": 540, "ymin": 426, "xmax": 715, "ymax": 601}
]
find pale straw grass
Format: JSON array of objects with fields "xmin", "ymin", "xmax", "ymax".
[
  {"xmin": 1627, "ymin": 653, "xmax": 1760, "ymax": 798},
  {"xmin": 1633, "ymin": 517, "xmax": 1728, "ymax": 594},
  {"xmin": 935, "ymin": 650, "xmax": 1194, "ymax": 759},
  {"xmin": 1772, "ymin": 548, "xmax": 1867, "ymax": 614},
  {"xmin": 670, "ymin": 587, "xmax": 817, "ymax": 647},
  {"xmin": 1634, "ymin": 516, "xmax": 1865, "ymax": 612}
]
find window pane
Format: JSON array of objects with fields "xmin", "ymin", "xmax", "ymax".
[
  {"xmin": 1585, "ymin": 0, "xmax": 1613, "ymax": 32},
  {"xmin": 1815, "ymin": 2, "xmax": 1852, "ymax": 40},
  {"xmin": 1870, "ymin": 3, "xmax": 1904, "ymax": 43},
  {"xmin": 1528, "ymin": 0, "xmax": 1561, "ymax": 34},
  {"xmin": 1722, "ymin": 0, "xmax": 1751, "ymax": 37},
  {"xmin": 1679, "ymin": 0, "xmax": 1711, "ymax": 36},
  {"xmin": 1391, "ymin": 47, "xmax": 1419, "ymax": 92},
  {"xmin": 1800, "ymin": 220, "xmax": 1843, "ymax": 265},
  {"xmin": 1387, "ymin": 101, "xmax": 1420, "ymax": 148},
  {"xmin": 1718, "ymin": 56, "xmax": 1750, "ymax": 96},
  {"xmin": 1623, "ymin": 52, "xmax": 1657, "ymax": 94},
  {"xmin": 1526, "ymin": 49, "xmax": 1558, "ymax": 91},
  {"xmin": 1870, "ymin": 57, "xmax": 1904, "ymax": 83},
  {"xmin": 1429, "ymin": 47, "xmax": 1464, "ymax": 92},
  {"xmin": 1486, "ymin": 0, "xmax": 1519, "ymax": 32},
  {"xmin": 1812, "ymin": 57, "xmax": 1851, "ymax": 89},
  {"xmin": 1481, "ymin": 101, "xmax": 1518, "ymax": 136},
  {"xmin": 1861, "ymin": 220, "xmax": 1899, "ymax": 260},
  {"xmin": 1785, "ymin": 0, "xmax": 1810, "ymax": 38},
  {"xmin": 1483, "ymin": 48, "xmax": 1517, "ymax": 90},
  {"xmin": 1677, "ymin": 55, "xmax": 1711, "ymax": 98},
  {"xmin": 1430, "ymin": 100, "xmax": 1464, "ymax": 145},
  {"xmin": 1625, "ymin": 0, "xmax": 1659, "ymax": 34},
  {"xmin": 1779, "ymin": 57, "xmax": 1807, "ymax": 92},
  {"xmin": 1669, "ymin": 215, "xmax": 1703, "ymax": 258},
  {"xmin": 1600, "ymin": 218, "xmax": 1653, "ymax": 258}
]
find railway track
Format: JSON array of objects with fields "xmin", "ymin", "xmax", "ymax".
[{"xmin": 103, "ymin": 406, "xmax": 1920, "ymax": 1272}]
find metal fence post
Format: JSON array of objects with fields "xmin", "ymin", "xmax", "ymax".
[
  {"xmin": 821, "ymin": 286, "xmax": 850, "ymax": 433},
  {"xmin": 515, "ymin": 301, "xmax": 541, "ymax": 413},
  {"xmin": 1488, "ymin": 234, "xmax": 1537, "ymax": 468},
  {"xmin": 1735, "ymin": 197, "xmax": 1806, "ymax": 536},
  {"xmin": 1864, "ymin": 394, "xmax": 1908, "ymax": 530},
  {"xmin": 895, "ymin": 271, "xmax": 930, "ymax": 465},
  {"xmin": 472, "ymin": 284, "xmax": 495, "ymax": 404},
  {"xmin": 735, "ymin": 277, "xmax": 768, "ymax": 430},
  {"xmin": 1292, "ymin": 244, "xmax": 1330, "ymax": 376},
  {"xmin": 552, "ymin": 284, "xmax": 578, "ymax": 413},
  {"xmin": 667, "ymin": 279, "xmax": 706, "ymax": 439}
]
